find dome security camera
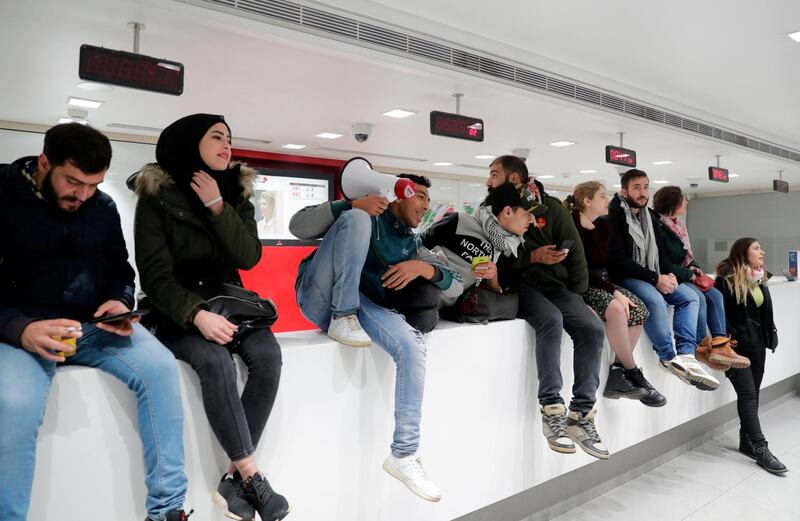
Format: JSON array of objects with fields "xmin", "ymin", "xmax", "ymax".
[{"xmin": 352, "ymin": 123, "xmax": 372, "ymax": 143}]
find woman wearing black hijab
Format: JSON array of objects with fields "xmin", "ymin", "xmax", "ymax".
[{"xmin": 134, "ymin": 114, "xmax": 289, "ymax": 521}]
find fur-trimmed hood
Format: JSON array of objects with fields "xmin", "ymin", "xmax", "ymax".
[{"xmin": 133, "ymin": 162, "xmax": 257, "ymax": 200}]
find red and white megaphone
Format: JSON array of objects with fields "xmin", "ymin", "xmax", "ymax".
[{"xmin": 340, "ymin": 157, "xmax": 416, "ymax": 202}]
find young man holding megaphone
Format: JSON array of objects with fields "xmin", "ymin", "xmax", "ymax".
[{"xmin": 289, "ymin": 158, "xmax": 462, "ymax": 502}]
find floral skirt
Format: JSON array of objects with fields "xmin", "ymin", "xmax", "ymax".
[{"xmin": 583, "ymin": 285, "xmax": 649, "ymax": 326}]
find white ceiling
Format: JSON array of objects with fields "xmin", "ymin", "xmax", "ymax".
[{"xmin": 1, "ymin": 0, "xmax": 799, "ymax": 195}]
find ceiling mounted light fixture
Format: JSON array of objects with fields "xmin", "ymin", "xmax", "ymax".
[
  {"xmin": 282, "ymin": 144, "xmax": 306, "ymax": 149},
  {"xmin": 548, "ymin": 141, "xmax": 575, "ymax": 147},
  {"xmin": 68, "ymin": 97, "xmax": 103, "ymax": 109},
  {"xmin": 316, "ymin": 132, "xmax": 342, "ymax": 139},
  {"xmin": 474, "ymin": 154, "xmax": 496, "ymax": 160},
  {"xmin": 382, "ymin": 109, "xmax": 416, "ymax": 118},
  {"xmin": 537, "ymin": 175, "xmax": 555, "ymax": 179},
  {"xmin": 788, "ymin": 30, "xmax": 800, "ymax": 42},
  {"xmin": 579, "ymin": 169, "xmax": 598, "ymax": 174},
  {"xmin": 652, "ymin": 160, "xmax": 673, "ymax": 165},
  {"xmin": 654, "ymin": 179, "xmax": 670, "ymax": 184},
  {"xmin": 433, "ymin": 162, "xmax": 453, "ymax": 166}
]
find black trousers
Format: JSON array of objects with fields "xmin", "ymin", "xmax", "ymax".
[
  {"xmin": 382, "ymin": 277, "xmax": 441, "ymax": 334},
  {"xmin": 726, "ymin": 348, "xmax": 767, "ymax": 443},
  {"xmin": 159, "ymin": 327, "xmax": 282, "ymax": 460}
]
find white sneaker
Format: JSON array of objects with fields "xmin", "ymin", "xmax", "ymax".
[
  {"xmin": 327, "ymin": 314, "xmax": 371, "ymax": 347},
  {"xmin": 382, "ymin": 454, "xmax": 442, "ymax": 502},
  {"xmin": 673, "ymin": 354, "xmax": 720, "ymax": 391}
]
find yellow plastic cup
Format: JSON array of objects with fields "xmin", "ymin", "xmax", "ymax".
[{"xmin": 53, "ymin": 336, "xmax": 77, "ymax": 358}]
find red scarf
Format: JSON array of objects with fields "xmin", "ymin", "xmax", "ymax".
[{"xmin": 659, "ymin": 214, "xmax": 694, "ymax": 267}]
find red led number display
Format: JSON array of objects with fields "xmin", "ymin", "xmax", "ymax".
[
  {"xmin": 430, "ymin": 111, "xmax": 484, "ymax": 142},
  {"xmin": 708, "ymin": 167, "xmax": 729, "ymax": 183},
  {"xmin": 605, "ymin": 145, "xmax": 637, "ymax": 167},
  {"xmin": 79, "ymin": 44, "xmax": 184, "ymax": 95}
]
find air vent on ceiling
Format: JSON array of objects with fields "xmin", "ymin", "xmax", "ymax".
[
  {"xmin": 182, "ymin": 0, "xmax": 800, "ymax": 164},
  {"xmin": 108, "ymin": 123, "xmax": 163, "ymax": 133}
]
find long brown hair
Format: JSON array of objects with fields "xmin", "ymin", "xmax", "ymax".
[
  {"xmin": 564, "ymin": 181, "xmax": 605, "ymax": 211},
  {"xmin": 715, "ymin": 237, "xmax": 766, "ymax": 304}
]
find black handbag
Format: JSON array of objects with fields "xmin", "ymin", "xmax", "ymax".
[{"xmin": 196, "ymin": 282, "xmax": 278, "ymax": 346}]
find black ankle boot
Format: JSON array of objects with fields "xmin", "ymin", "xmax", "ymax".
[
  {"xmin": 752, "ymin": 440, "xmax": 788, "ymax": 475},
  {"xmin": 739, "ymin": 430, "xmax": 756, "ymax": 460},
  {"xmin": 603, "ymin": 365, "xmax": 648, "ymax": 400}
]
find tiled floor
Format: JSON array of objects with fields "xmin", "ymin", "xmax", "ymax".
[{"xmin": 551, "ymin": 395, "xmax": 800, "ymax": 521}]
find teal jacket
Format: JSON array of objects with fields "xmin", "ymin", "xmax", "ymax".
[{"xmin": 289, "ymin": 200, "xmax": 462, "ymax": 304}]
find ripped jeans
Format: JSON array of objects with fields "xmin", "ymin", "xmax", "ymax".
[{"xmin": 295, "ymin": 210, "xmax": 427, "ymax": 457}]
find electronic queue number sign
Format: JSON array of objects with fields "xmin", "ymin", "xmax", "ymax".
[
  {"xmin": 429, "ymin": 111, "xmax": 484, "ymax": 142},
  {"xmin": 708, "ymin": 167, "xmax": 730, "ymax": 183},
  {"xmin": 605, "ymin": 145, "xmax": 637, "ymax": 167},
  {"xmin": 773, "ymin": 179, "xmax": 789, "ymax": 193},
  {"xmin": 79, "ymin": 44, "xmax": 184, "ymax": 95}
]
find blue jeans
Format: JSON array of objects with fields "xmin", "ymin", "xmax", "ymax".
[
  {"xmin": 685, "ymin": 283, "xmax": 727, "ymax": 339},
  {"xmin": 296, "ymin": 209, "xmax": 427, "ymax": 457},
  {"xmin": 621, "ymin": 279, "xmax": 701, "ymax": 361},
  {"xmin": 0, "ymin": 324, "xmax": 186, "ymax": 521}
]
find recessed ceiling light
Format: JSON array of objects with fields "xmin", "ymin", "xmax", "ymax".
[
  {"xmin": 579, "ymin": 169, "xmax": 598, "ymax": 174},
  {"xmin": 68, "ymin": 97, "xmax": 102, "ymax": 109},
  {"xmin": 468, "ymin": 183, "xmax": 483, "ymax": 187},
  {"xmin": 548, "ymin": 141, "xmax": 575, "ymax": 147},
  {"xmin": 788, "ymin": 31, "xmax": 800, "ymax": 42},
  {"xmin": 382, "ymin": 109, "xmax": 416, "ymax": 118},
  {"xmin": 538, "ymin": 175, "xmax": 555, "ymax": 179},
  {"xmin": 282, "ymin": 144, "xmax": 306, "ymax": 149},
  {"xmin": 433, "ymin": 162, "xmax": 452, "ymax": 166},
  {"xmin": 77, "ymin": 81, "xmax": 112, "ymax": 92},
  {"xmin": 654, "ymin": 179, "xmax": 670, "ymax": 184},
  {"xmin": 652, "ymin": 160, "xmax": 673, "ymax": 165},
  {"xmin": 474, "ymin": 154, "xmax": 496, "ymax": 160},
  {"xmin": 439, "ymin": 186, "xmax": 453, "ymax": 190},
  {"xmin": 58, "ymin": 118, "xmax": 87, "ymax": 125},
  {"xmin": 729, "ymin": 173, "xmax": 740, "ymax": 178},
  {"xmin": 316, "ymin": 132, "xmax": 342, "ymax": 139},
  {"xmin": 613, "ymin": 184, "xmax": 622, "ymax": 188}
]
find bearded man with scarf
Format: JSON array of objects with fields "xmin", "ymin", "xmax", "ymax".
[
  {"xmin": 608, "ymin": 169, "xmax": 719, "ymax": 393},
  {"xmin": 0, "ymin": 123, "xmax": 190, "ymax": 521},
  {"xmin": 133, "ymin": 114, "xmax": 289, "ymax": 521}
]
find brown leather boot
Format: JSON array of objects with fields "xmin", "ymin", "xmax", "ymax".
[
  {"xmin": 708, "ymin": 336, "xmax": 751, "ymax": 369},
  {"xmin": 695, "ymin": 337, "xmax": 729, "ymax": 370}
]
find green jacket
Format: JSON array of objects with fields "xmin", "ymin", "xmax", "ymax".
[
  {"xmin": 518, "ymin": 192, "xmax": 589, "ymax": 295},
  {"xmin": 654, "ymin": 217, "xmax": 700, "ymax": 283},
  {"xmin": 133, "ymin": 163, "xmax": 261, "ymax": 328}
]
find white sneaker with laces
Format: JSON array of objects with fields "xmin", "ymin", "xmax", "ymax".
[
  {"xmin": 327, "ymin": 314, "xmax": 371, "ymax": 347},
  {"xmin": 382, "ymin": 454, "xmax": 442, "ymax": 502},
  {"xmin": 678, "ymin": 354, "xmax": 720, "ymax": 390}
]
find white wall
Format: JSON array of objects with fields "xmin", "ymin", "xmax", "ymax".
[{"xmin": 30, "ymin": 282, "xmax": 800, "ymax": 521}]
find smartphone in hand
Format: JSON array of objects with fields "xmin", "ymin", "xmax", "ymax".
[
  {"xmin": 558, "ymin": 240, "xmax": 575, "ymax": 252},
  {"xmin": 88, "ymin": 309, "xmax": 150, "ymax": 325}
]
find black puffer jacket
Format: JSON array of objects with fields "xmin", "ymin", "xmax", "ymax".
[
  {"xmin": 0, "ymin": 157, "xmax": 135, "ymax": 346},
  {"xmin": 714, "ymin": 274, "xmax": 778, "ymax": 353}
]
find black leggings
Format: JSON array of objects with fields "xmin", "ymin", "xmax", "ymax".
[
  {"xmin": 726, "ymin": 348, "xmax": 766, "ymax": 443},
  {"xmin": 159, "ymin": 327, "xmax": 282, "ymax": 460}
]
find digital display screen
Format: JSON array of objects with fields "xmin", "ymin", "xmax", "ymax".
[
  {"xmin": 605, "ymin": 145, "xmax": 637, "ymax": 167},
  {"xmin": 251, "ymin": 169, "xmax": 334, "ymax": 245},
  {"xmin": 430, "ymin": 111, "xmax": 484, "ymax": 141},
  {"xmin": 773, "ymin": 179, "xmax": 789, "ymax": 193},
  {"xmin": 708, "ymin": 167, "xmax": 730, "ymax": 183},
  {"xmin": 79, "ymin": 44, "xmax": 184, "ymax": 95}
]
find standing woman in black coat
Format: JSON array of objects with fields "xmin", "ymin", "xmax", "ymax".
[{"xmin": 714, "ymin": 238, "xmax": 787, "ymax": 474}]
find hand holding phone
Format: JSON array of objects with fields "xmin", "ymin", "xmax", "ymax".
[
  {"xmin": 558, "ymin": 239, "xmax": 575, "ymax": 252},
  {"xmin": 88, "ymin": 309, "xmax": 150, "ymax": 325}
]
